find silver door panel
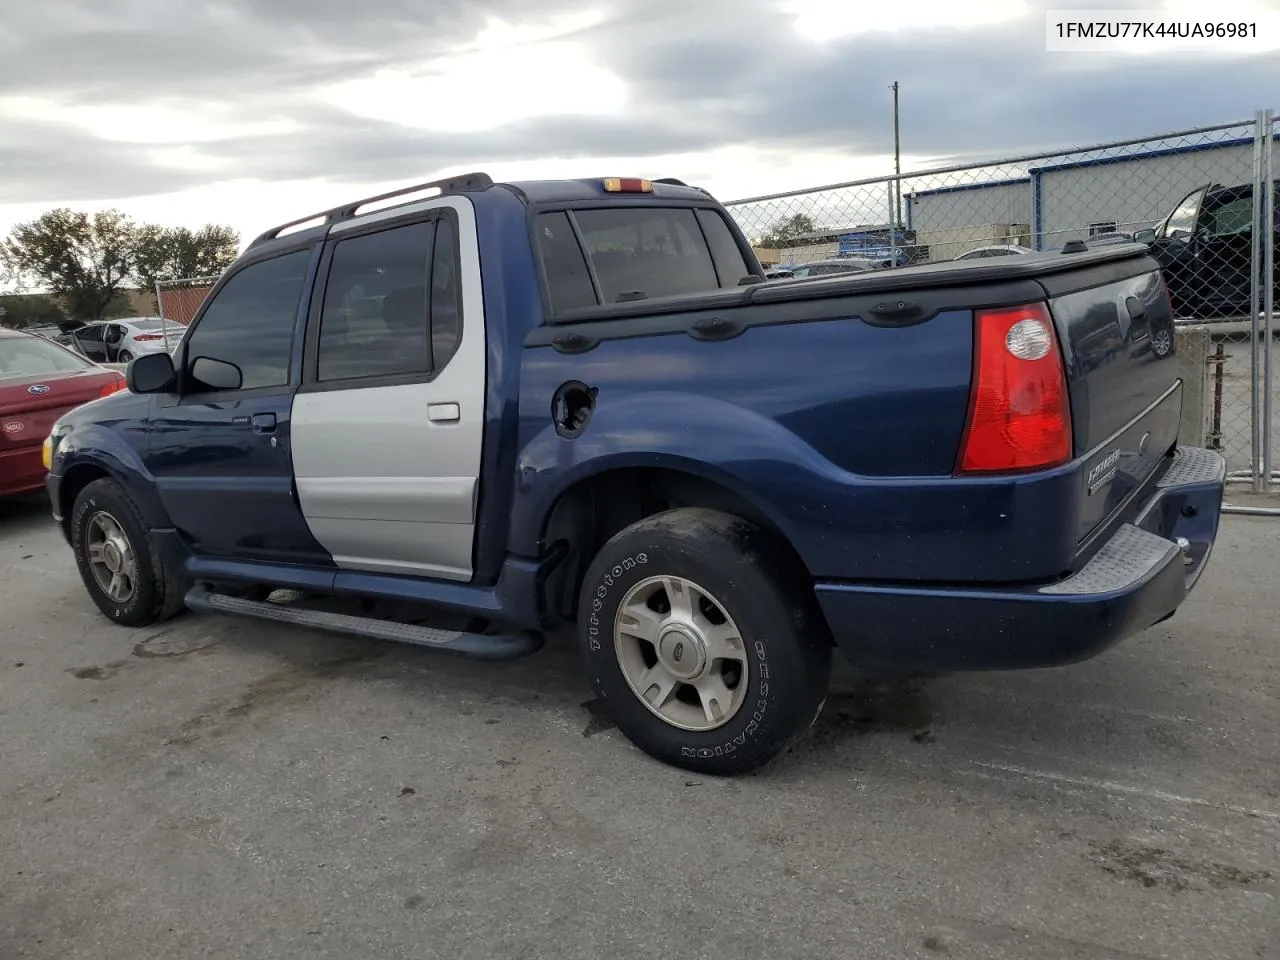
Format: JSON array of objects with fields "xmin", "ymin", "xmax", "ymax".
[
  {"xmin": 290, "ymin": 195, "xmax": 486, "ymax": 581},
  {"xmin": 303, "ymin": 517, "xmax": 476, "ymax": 580},
  {"xmin": 294, "ymin": 475, "xmax": 476, "ymax": 525}
]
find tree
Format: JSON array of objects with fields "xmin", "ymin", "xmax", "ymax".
[
  {"xmin": 134, "ymin": 224, "xmax": 240, "ymax": 295},
  {"xmin": 0, "ymin": 293, "xmax": 67, "ymax": 330},
  {"xmin": 758, "ymin": 213, "xmax": 817, "ymax": 249},
  {"xmin": 1, "ymin": 209, "xmax": 137, "ymax": 323},
  {"xmin": 0, "ymin": 210, "xmax": 240, "ymax": 323}
]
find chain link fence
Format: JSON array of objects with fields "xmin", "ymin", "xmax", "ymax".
[{"xmin": 724, "ymin": 111, "xmax": 1278, "ymax": 507}]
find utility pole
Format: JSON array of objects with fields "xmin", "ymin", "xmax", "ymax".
[{"xmin": 891, "ymin": 81, "xmax": 902, "ymax": 236}]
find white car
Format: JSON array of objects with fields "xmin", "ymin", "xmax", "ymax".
[
  {"xmin": 69, "ymin": 317, "xmax": 186, "ymax": 364},
  {"xmin": 953, "ymin": 244, "xmax": 1037, "ymax": 260}
]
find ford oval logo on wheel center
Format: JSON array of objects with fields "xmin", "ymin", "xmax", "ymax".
[{"xmin": 28, "ymin": 384, "xmax": 50, "ymax": 395}]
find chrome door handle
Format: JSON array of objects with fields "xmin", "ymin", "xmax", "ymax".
[{"xmin": 428, "ymin": 403, "xmax": 461, "ymax": 423}]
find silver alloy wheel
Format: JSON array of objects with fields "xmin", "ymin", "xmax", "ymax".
[
  {"xmin": 1152, "ymin": 328, "xmax": 1172, "ymax": 356},
  {"xmin": 613, "ymin": 575, "xmax": 750, "ymax": 732},
  {"xmin": 85, "ymin": 511, "xmax": 138, "ymax": 604}
]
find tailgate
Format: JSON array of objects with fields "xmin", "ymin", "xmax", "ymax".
[{"xmin": 1039, "ymin": 258, "xmax": 1181, "ymax": 544}]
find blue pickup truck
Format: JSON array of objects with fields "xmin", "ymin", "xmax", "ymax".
[{"xmin": 43, "ymin": 172, "xmax": 1225, "ymax": 774}]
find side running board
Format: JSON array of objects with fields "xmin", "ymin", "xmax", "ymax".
[{"xmin": 183, "ymin": 585, "xmax": 544, "ymax": 662}]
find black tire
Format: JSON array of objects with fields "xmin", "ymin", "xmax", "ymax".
[
  {"xmin": 576, "ymin": 507, "xmax": 832, "ymax": 775},
  {"xmin": 1151, "ymin": 327, "xmax": 1173, "ymax": 358},
  {"xmin": 117, "ymin": 351, "xmax": 133, "ymax": 362},
  {"xmin": 70, "ymin": 477, "xmax": 190, "ymax": 627}
]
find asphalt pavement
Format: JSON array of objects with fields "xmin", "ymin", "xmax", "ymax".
[{"xmin": 1, "ymin": 494, "xmax": 1277, "ymax": 960}]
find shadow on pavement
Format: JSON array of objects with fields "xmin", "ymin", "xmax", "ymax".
[{"xmin": 0, "ymin": 492, "xmax": 56, "ymax": 539}]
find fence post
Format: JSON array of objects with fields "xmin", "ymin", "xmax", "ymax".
[
  {"xmin": 886, "ymin": 181, "xmax": 896, "ymax": 259},
  {"xmin": 1251, "ymin": 112, "xmax": 1265, "ymax": 491},
  {"xmin": 1262, "ymin": 109, "xmax": 1275, "ymax": 494},
  {"xmin": 154, "ymin": 279, "xmax": 171, "ymax": 353}
]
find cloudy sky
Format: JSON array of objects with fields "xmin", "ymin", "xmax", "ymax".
[{"xmin": 1, "ymin": 0, "xmax": 1278, "ymax": 248}]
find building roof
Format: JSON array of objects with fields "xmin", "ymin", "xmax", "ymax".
[
  {"xmin": 907, "ymin": 177, "xmax": 1029, "ymax": 199},
  {"xmin": 786, "ymin": 223, "xmax": 894, "ymax": 241},
  {"xmin": 907, "ymin": 130, "xmax": 1279, "ymax": 199},
  {"xmin": 1027, "ymin": 133, "xmax": 1274, "ymax": 175}
]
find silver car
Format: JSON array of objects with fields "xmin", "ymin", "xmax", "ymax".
[{"xmin": 69, "ymin": 317, "xmax": 186, "ymax": 364}]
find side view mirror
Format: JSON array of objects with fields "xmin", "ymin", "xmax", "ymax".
[
  {"xmin": 190, "ymin": 356, "xmax": 243, "ymax": 391},
  {"xmin": 1133, "ymin": 229, "xmax": 1157, "ymax": 245},
  {"xmin": 126, "ymin": 352, "xmax": 176, "ymax": 394}
]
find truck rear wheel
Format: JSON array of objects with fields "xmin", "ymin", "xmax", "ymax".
[{"xmin": 576, "ymin": 507, "xmax": 832, "ymax": 775}]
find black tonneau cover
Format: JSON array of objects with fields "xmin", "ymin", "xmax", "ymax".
[{"xmin": 550, "ymin": 243, "xmax": 1156, "ymax": 324}]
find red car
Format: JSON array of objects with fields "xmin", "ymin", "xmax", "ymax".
[{"xmin": 0, "ymin": 328, "xmax": 127, "ymax": 498}]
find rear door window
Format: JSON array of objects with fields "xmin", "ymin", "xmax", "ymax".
[
  {"xmin": 313, "ymin": 215, "xmax": 465, "ymax": 384},
  {"xmin": 316, "ymin": 222, "xmax": 434, "ymax": 382},
  {"xmin": 536, "ymin": 207, "xmax": 751, "ymax": 311}
]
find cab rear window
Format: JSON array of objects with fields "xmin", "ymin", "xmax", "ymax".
[{"xmin": 536, "ymin": 207, "xmax": 752, "ymax": 314}]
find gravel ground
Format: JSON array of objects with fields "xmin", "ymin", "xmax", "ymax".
[{"xmin": 1, "ymin": 494, "xmax": 1277, "ymax": 960}]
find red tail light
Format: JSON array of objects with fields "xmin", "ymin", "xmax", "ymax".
[
  {"xmin": 99, "ymin": 376, "xmax": 128, "ymax": 398},
  {"xmin": 133, "ymin": 334, "xmax": 164, "ymax": 342},
  {"xmin": 957, "ymin": 303, "xmax": 1072, "ymax": 474}
]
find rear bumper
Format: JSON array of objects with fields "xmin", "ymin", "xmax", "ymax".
[{"xmin": 814, "ymin": 446, "xmax": 1226, "ymax": 673}]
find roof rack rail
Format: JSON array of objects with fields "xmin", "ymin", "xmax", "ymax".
[{"xmin": 248, "ymin": 171, "xmax": 495, "ymax": 249}]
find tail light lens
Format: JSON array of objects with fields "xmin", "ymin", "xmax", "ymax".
[
  {"xmin": 99, "ymin": 376, "xmax": 128, "ymax": 398},
  {"xmin": 133, "ymin": 334, "xmax": 164, "ymax": 342},
  {"xmin": 957, "ymin": 303, "xmax": 1072, "ymax": 474}
]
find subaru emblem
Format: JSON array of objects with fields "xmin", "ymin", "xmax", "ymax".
[{"xmin": 28, "ymin": 384, "xmax": 50, "ymax": 395}]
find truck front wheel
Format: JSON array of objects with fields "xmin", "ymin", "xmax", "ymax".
[
  {"xmin": 69, "ymin": 478, "xmax": 190, "ymax": 627},
  {"xmin": 575, "ymin": 507, "xmax": 832, "ymax": 775}
]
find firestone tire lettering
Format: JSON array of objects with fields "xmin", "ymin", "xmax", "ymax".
[
  {"xmin": 587, "ymin": 553, "xmax": 648, "ymax": 652},
  {"xmin": 574, "ymin": 508, "xmax": 831, "ymax": 776}
]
